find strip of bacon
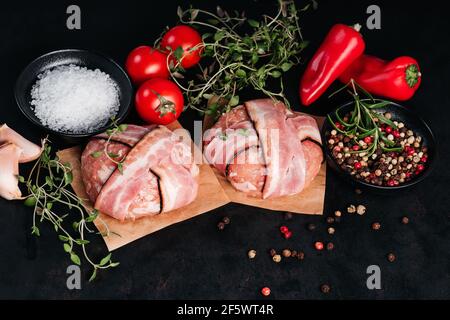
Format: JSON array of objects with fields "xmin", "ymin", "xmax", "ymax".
[
  {"xmin": 287, "ymin": 112, "xmax": 323, "ymax": 144},
  {"xmin": 94, "ymin": 124, "xmax": 155, "ymax": 147},
  {"xmin": 244, "ymin": 99, "xmax": 306, "ymax": 199}
]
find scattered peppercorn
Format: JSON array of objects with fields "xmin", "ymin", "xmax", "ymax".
[
  {"xmin": 282, "ymin": 249, "xmax": 292, "ymax": 258},
  {"xmin": 356, "ymin": 205, "xmax": 366, "ymax": 215},
  {"xmin": 269, "ymin": 249, "xmax": 277, "ymax": 257},
  {"xmin": 291, "ymin": 250, "xmax": 298, "ymax": 258},
  {"xmin": 355, "ymin": 188, "xmax": 363, "ymax": 195},
  {"xmin": 284, "ymin": 231, "xmax": 293, "ymax": 239},
  {"xmin": 327, "ymin": 227, "xmax": 335, "ymax": 235},
  {"xmin": 314, "ymin": 241, "xmax": 324, "ymax": 251},
  {"xmin": 307, "ymin": 223, "xmax": 316, "ymax": 231},
  {"xmin": 284, "ymin": 212, "xmax": 293, "ymax": 220},
  {"xmin": 347, "ymin": 205, "xmax": 356, "ymax": 214},
  {"xmin": 326, "ymin": 217, "xmax": 335, "ymax": 224},
  {"xmin": 222, "ymin": 216, "xmax": 230, "ymax": 225},
  {"xmin": 272, "ymin": 254, "xmax": 282, "ymax": 263},
  {"xmin": 297, "ymin": 251, "xmax": 305, "ymax": 260},
  {"xmin": 387, "ymin": 253, "xmax": 396, "ymax": 262},
  {"xmin": 217, "ymin": 222, "xmax": 225, "ymax": 230},
  {"xmin": 334, "ymin": 210, "xmax": 342, "ymax": 217},
  {"xmin": 320, "ymin": 284, "xmax": 331, "ymax": 294},
  {"xmin": 372, "ymin": 222, "xmax": 381, "ymax": 230},
  {"xmin": 326, "ymin": 242, "xmax": 334, "ymax": 251},
  {"xmin": 248, "ymin": 250, "xmax": 256, "ymax": 259},
  {"xmin": 401, "ymin": 216, "xmax": 409, "ymax": 224},
  {"xmin": 280, "ymin": 226, "xmax": 288, "ymax": 234},
  {"xmin": 261, "ymin": 287, "xmax": 271, "ymax": 296}
]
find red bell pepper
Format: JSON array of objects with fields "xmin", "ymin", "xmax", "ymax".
[
  {"xmin": 300, "ymin": 24, "xmax": 365, "ymax": 106},
  {"xmin": 339, "ymin": 55, "xmax": 421, "ymax": 101}
]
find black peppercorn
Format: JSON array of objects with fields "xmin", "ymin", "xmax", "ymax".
[
  {"xmin": 297, "ymin": 251, "xmax": 305, "ymax": 260},
  {"xmin": 387, "ymin": 253, "xmax": 396, "ymax": 262},
  {"xmin": 372, "ymin": 222, "xmax": 381, "ymax": 230},
  {"xmin": 326, "ymin": 242, "xmax": 334, "ymax": 251},
  {"xmin": 320, "ymin": 284, "xmax": 331, "ymax": 294},
  {"xmin": 217, "ymin": 222, "xmax": 225, "ymax": 230},
  {"xmin": 326, "ymin": 217, "xmax": 335, "ymax": 224},
  {"xmin": 307, "ymin": 223, "xmax": 316, "ymax": 231},
  {"xmin": 222, "ymin": 217, "xmax": 230, "ymax": 225},
  {"xmin": 401, "ymin": 216, "xmax": 409, "ymax": 224},
  {"xmin": 284, "ymin": 212, "xmax": 293, "ymax": 220},
  {"xmin": 269, "ymin": 249, "xmax": 277, "ymax": 257}
]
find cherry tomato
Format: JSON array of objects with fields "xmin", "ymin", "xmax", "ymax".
[
  {"xmin": 161, "ymin": 25, "xmax": 203, "ymax": 69},
  {"xmin": 125, "ymin": 46, "xmax": 169, "ymax": 84},
  {"xmin": 135, "ymin": 78, "xmax": 184, "ymax": 125}
]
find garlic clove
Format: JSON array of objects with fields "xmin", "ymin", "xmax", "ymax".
[{"xmin": 0, "ymin": 143, "xmax": 23, "ymax": 200}]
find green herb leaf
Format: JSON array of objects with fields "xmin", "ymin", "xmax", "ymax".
[
  {"xmin": 24, "ymin": 197, "xmax": 37, "ymax": 207},
  {"xmin": 117, "ymin": 162, "xmax": 124, "ymax": 174},
  {"xmin": 70, "ymin": 253, "xmax": 81, "ymax": 266},
  {"xmin": 119, "ymin": 124, "xmax": 128, "ymax": 132},
  {"xmin": 31, "ymin": 226, "xmax": 40, "ymax": 237},
  {"xmin": 17, "ymin": 175, "xmax": 25, "ymax": 183},
  {"xmin": 76, "ymin": 239, "xmax": 90, "ymax": 245},
  {"xmin": 99, "ymin": 253, "xmax": 112, "ymax": 266},
  {"xmin": 271, "ymin": 70, "xmax": 282, "ymax": 78},
  {"xmin": 63, "ymin": 243, "xmax": 71, "ymax": 253},
  {"xmin": 281, "ymin": 62, "xmax": 293, "ymax": 72},
  {"xmin": 174, "ymin": 46, "xmax": 184, "ymax": 62},
  {"xmin": 45, "ymin": 176, "xmax": 53, "ymax": 187},
  {"xmin": 59, "ymin": 235, "xmax": 69, "ymax": 242},
  {"xmin": 229, "ymin": 95, "xmax": 239, "ymax": 107},
  {"xmin": 109, "ymin": 262, "xmax": 120, "ymax": 268},
  {"xmin": 107, "ymin": 152, "xmax": 119, "ymax": 159},
  {"xmin": 85, "ymin": 209, "xmax": 99, "ymax": 223},
  {"xmin": 248, "ymin": 19, "xmax": 260, "ymax": 28},
  {"xmin": 214, "ymin": 30, "xmax": 226, "ymax": 42},
  {"xmin": 235, "ymin": 69, "xmax": 246, "ymax": 78},
  {"xmin": 64, "ymin": 171, "xmax": 73, "ymax": 185}
]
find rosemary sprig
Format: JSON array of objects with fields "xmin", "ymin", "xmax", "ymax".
[
  {"xmin": 23, "ymin": 139, "xmax": 120, "ymax": 282},
  {"xmin": 166, "ymin": 0, "xmax": 314, "ymax": 118},
  {"xmin": 328, "ymin": 80, "xmax": 404, "ymax": 157}
]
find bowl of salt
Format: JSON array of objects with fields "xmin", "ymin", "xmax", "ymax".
[{"xmin": 14, "ymin": 49, "xmax": 133, "ymax": 143}]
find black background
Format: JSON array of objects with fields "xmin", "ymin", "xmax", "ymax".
[{"xmin": 0, "ymin": 0, "xmax": 449, "ymax": 299}]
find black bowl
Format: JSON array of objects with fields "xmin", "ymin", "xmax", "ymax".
[
  {"xmin": 14, "ymin": 49, "xmax": 132, "ymax": 144},
  {"xmin": 321, "ymin": 100, "xmax": 437, "ymax": 192}
]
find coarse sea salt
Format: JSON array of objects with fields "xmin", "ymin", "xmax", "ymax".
[{"xmin": 30, "ymin": 64, "xmax": 120, "ymax": 134}]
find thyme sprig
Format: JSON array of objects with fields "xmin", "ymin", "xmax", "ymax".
[
  {"xmin": 23, "ymin": 138, "xmax": 120, "ymax": 282},
  {"xmin": 91, "ymin": 117, "xmax": 128, "ymax": 174},
  {"xmin": 328, "ymin": 80, "xmax": 404, "ymax": 157},
  {"xmin": 167, "ymin": 0, "xmax": 315, "ymax": 117}
]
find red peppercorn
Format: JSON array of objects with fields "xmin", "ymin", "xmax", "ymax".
[
  {"xmin": 354, "ymin": 162, "xmax": 362, "ymax": 170},
  {"xmin": 261, "ymin": 287, "xmax": 271, "ymax": 296},
  {"xmin": 420, "ymin": 156, "xmax": 427, "ymax": 163},
  {"xmin": 405, "ymin": 172, "xmax": 412, "ymax": 179},
  {"xmin": 415, "ymin": 170, "xmax": 421, "ymax": 175},
  {"xmin": 407, "ymin": 148, "xmax": 415, "ymax": 156},
  {"xmin": 385, "ymin": 126, "xmax": 392, "ymax": 134},
  {"xmin": 352, "ymin": 145, "xmax": 360, "ymax": 151},
  {"xmin": 284, "ymin": 231, "xmax": 293, "ymax": 239},
  {"xmin": 280, "ymin": 226, "xmax": 288, "ymax": 234},
  {"xmin": 334, "ymin": 122, "xmax": 342, "ymax": 129},
  {"xmin": 393, "ymin": 130, "xmax": 400, "ymax": 138},
  {"xmin": 387, "ymin": 180, "xmax": 396, "ymax": 187},
  {"xmin": 333, "ymin": 146, "xmax": 341, "ymax": 152},
  {"xmin": 417, "ymin": 164, "xmax": 425, "ymax": 171},
  {"xmin": 314, "ymin": 241, "xmax": 324, "ymax": 251},
  {"xmin": 363, "ymin": 136, "xmax": 372, "ymax": 144}
]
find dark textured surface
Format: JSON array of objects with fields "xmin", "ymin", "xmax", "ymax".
[{"xmin": 0, "ymin": 0, "xmax": 449, "ymax": 299}]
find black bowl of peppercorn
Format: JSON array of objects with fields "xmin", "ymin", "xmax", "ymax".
[{"xmin": 321, "ymin": 100, "xmax": 436, "ymax": 192}]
